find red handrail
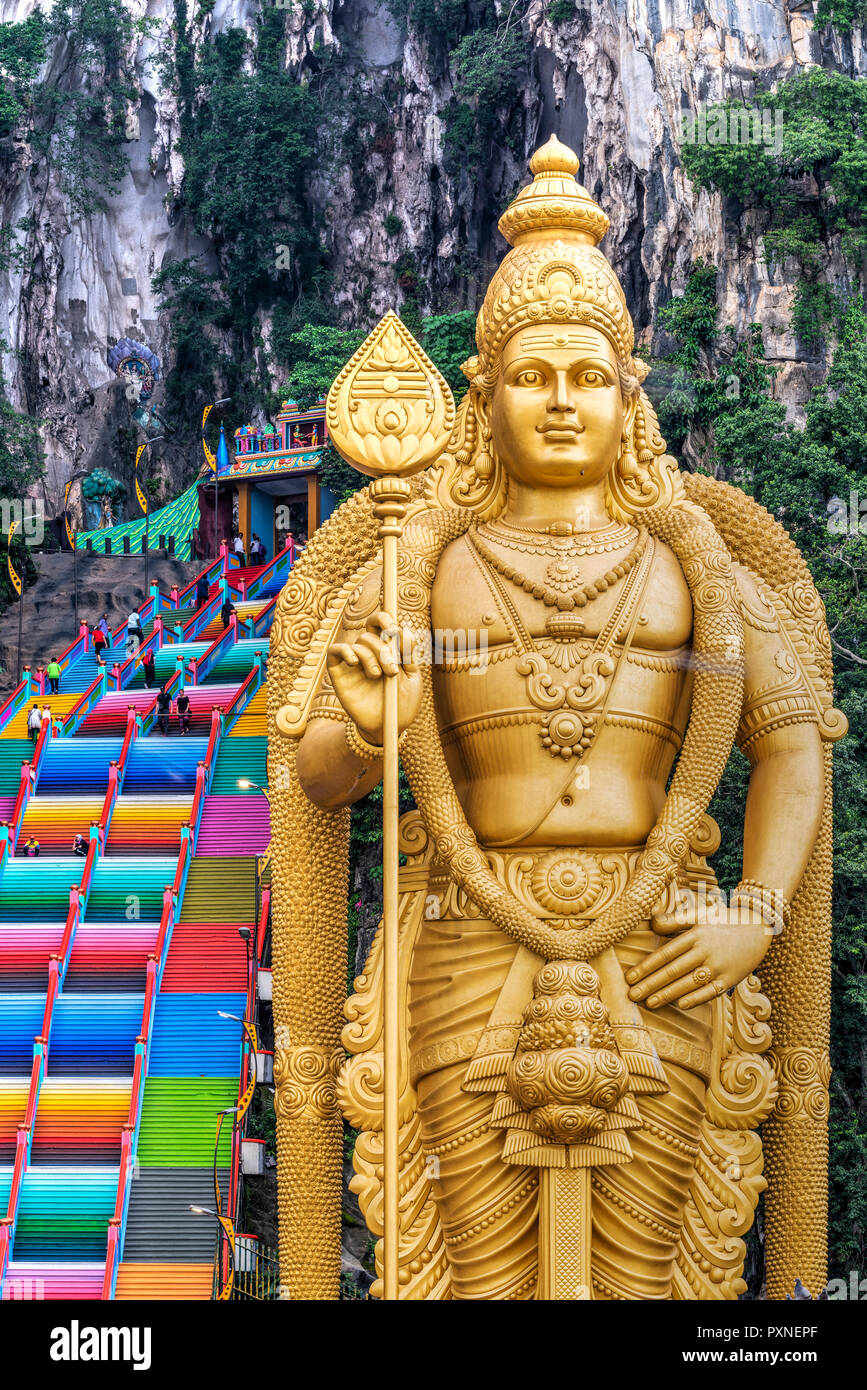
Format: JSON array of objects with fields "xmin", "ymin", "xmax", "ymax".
[
  {"xmin": 9, "ymin": 764, "xmax": 32, "ymax": 856},
  {"xmin": 77, "ymin": 836, "xmax": 99, "ymax": 904},
  {"xmin": 171, "ymin": 838, "xmax": 189, "ymax": 902},
  {"xmin": 251, "ymin": 594, "xmax": 277, "ymax": 637},
  {"xmin": 41, "ymin": 959, "xmax": 60, "ymax": 1042},
  {"xmin": 97, "ymin": 763, "xmax": 120, "ymax": 853},
  {"xmin": 178, "ymin": 587, "xmax": 224, "ymax": 644},
  {"xmin": 58, "ymin": 673, "xmax": 105, "ymax": 737},
  {"xmin": 177, "ymin": 555, "xmax": 224, "ymax": 607},
  {"xmin": 139, "ymin": 959, "xmax": 158, "ymax": 1041},
  {"xmin": 153, "ymin": 887, "xmax": 175, "ymax": 969},
  {"xmin": 56, "ymin": 887, "xmax": 81, "ymax": 975},
  {"xmin": 30, "ymin": 707, "xmax": 53, "ymax": 769},
  {"xmin": 10, "ymin": 704, "xmax": 53, "ymax": 844},
  {"xmin": 257, "ymin": 887, "xmax": 270, "ymax": 963},
  {"xmin": 129, "ymin": 1051, "xmax": 145, "ymax": 1124},
  {"xmin": 102, "ymin": 1127, "xmax": 133, "ymax": 1300},
  {"xmin": 0, "ymin": 677, "xmax": 29, "ymax": 733},
  {"xmin": 23, "ymin": 1052, "xmax": 42, "ymax": 1132},
  {"xmin": 114, "ymin": 1131, "xmax": 133, "ymax": 1223},
  {"xmin": 11, "ymin": 712, "xmax": 55, "ymax": 854},
  {"xmin": 113, "ymin": 624, "xmax": 162, "ymax": 691},
  {"xmin": 189, "ymin": 615, "xmax": 239, "ymax": 686},
  {"xmin": 227, "ymin": 540, "xmax": 292, "ymax": 602},
  {"xmin": 117, "ymin": 709, "xmax": 138, "ymax": 783},
  {"xmin": 189, "ymin": 764, "xmax": 206, "ymax": 841},
  {"xmin": 204, "ymin": 707, "xmax": 222, "ymax": 774},
  {"xmin": 220, "ymin": 662, "xmax": 264, "ymax": 735}
]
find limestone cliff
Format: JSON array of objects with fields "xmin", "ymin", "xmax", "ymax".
[{"xmin": 0, "ymin": 0, "xmax": 864, "ymax": 505}]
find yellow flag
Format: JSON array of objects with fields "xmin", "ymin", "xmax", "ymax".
[
  {"xmin": 7, "ymin": 518, "xmax": 22, "ymax": 596},
  {"xmin": 202, "ymin": 404, "xmax": 216, "ymax": 473},
  {"xmin": 63, "ymin": 478, "xmax": 75, "ymax": 549},
  {"xmin": 135, "ymin": 443, "xmax": 148, "ymax": 514}
]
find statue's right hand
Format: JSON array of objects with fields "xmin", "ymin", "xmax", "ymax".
[{"xmin": 327, "ymin": 611, "xmax": 422, "ymax": 748}]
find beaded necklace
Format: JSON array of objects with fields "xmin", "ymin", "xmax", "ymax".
[
  {"xmin": 482, "ymin": 517, "xmax": 636, "ymax": 556},
  {"xmin": 469, "ymin": 524, "xmax": 647, "ymax": 614}
]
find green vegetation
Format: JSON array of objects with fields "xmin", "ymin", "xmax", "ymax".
[
  {"xmin": 444, "ymin": 18, "xmax": 528, "ymax": 172},
  {"xmin": 681, "ymin": 72, "xmax": 867, "ymax": 350},
  {"xmin": 421, "ymin": 309, "xmax": 475, "ymax": 400},
  {"xmin": 0, "ymin": 392, "xmax": 43, "ymax": 502},
  {"xmin": 384, "ymin": 0, "xmax": 528, "ymax": 174},
  {"xmin": 0, "ymin": 337, "xmax": 44, "ymax": 508},
  {"xmin": 547, "ymin": 0, "xmax": 576, "ymax": 22},
  {"xmin": 149, "ymin": 258, "xmax": 234, "ymax": 423},
  {"xmin": 176, "ymin": 9, "xmax": 320, "ymax": 314},
  {"xmin": 278, "ymin": 324, "xmax": 366, "ymax": 413},
  {"xmin": 0, "ymin": 221, "xmax": 31, "ymax": 276},
  {"xmin": 386, "ymin": 0, "xmax": 468, "ymax": 46},
  {"xmin": 657, "ymin": 268, "xmax": 867, "ymax": 1282},
  {"xmin": 0, "ymin": 344, "xmax": 42, "ymax": 614},
  {"xmin": 652, "ymin": 261, "xmax": 785, "ymax": 478},
  {"xmin": 0, "ymin": 12, "xmax": 45, "ymax": 137},
  {"xmin": 152, "ymin": 3, "xmax": 327, "ymax": 432},
  {"xmin": 34, "ymin": 0, "xmax": 154, "ymax": 215},
  {"xmin": 0, "ymin": 0, "xmax": 159, "ymax": 211},
  {"xmin": 815, "ymin": 0, "xmax": 867, "ymax": 31},
  {"xmin": 277, "ymin": 324, "xmax": 366, "ymax": 502}
]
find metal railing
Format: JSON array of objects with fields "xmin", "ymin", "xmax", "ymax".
[{"xmin": 226, "ymin": 1240, "xmax": 281, "ymax": 1301}]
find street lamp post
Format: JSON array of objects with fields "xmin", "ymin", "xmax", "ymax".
[
  {"xmin": 237, "ymin": 780, "xmax": 270, "ymax": 940},
  {"xmin": 15, "ymin": 489, "xmax": 24, "ymax": 684},
  {"xmin": 189, "ymin": 1204, "xmax": 236, "ymax": 1299},
  {"xmin": 203, "ymin": 399, "xmax": 231, "ymax": 562},
  {"xmin": 63, "ymin": 469, "xmax": 90, "ymax": 632},
  {"xmin": 135, "ymin": 436, "xmax": 164, "ymax": 600}
]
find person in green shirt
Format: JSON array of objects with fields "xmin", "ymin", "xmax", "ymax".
[{"xmin": 46, "ymin": 657, "xmax": 61, "ymax": 694}]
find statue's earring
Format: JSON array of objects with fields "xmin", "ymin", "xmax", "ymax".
[
  {"xmin": 475, "ymin": 419, "xmax": 494, "ymax": 480},
  {"xmin": 617, "ymin": 416, "xmax": 639, "ymax": 480}
]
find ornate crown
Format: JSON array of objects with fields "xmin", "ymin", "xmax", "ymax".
[{"xmin": 471, "ymin": 135, "xmax": 636, "ymax": 378}]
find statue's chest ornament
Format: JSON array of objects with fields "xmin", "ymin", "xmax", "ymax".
[{"xmin": 467, "ymin": 524, "xmax": 654, "ymax": 759}]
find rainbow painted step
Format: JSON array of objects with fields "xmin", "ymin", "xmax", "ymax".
[
  {"xmin": 196, "ymin": 796, "xmax": 269, "ymax": 856},
  {"xmin": 0, "ymin": 552, "xmax": 279, "ymax": 1297}
]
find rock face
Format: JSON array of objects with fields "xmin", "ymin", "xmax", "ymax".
[
  {"xmin": 1, "ymin": 0, "xmax": 864, "ymax": 504},
  {"xmin": 0, "ymin": 551, "xmax": 198, "ymax": 690}
]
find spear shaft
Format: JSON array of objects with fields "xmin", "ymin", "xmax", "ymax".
[
  {"xmin": 325, "ymin": 311, "xmax": 455, "ymax": 1301},
  {"xmin": 372, "ymin": 477, "xmax": 411, "ymax": 1301}
]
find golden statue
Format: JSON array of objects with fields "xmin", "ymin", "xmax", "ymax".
[{"xmin": 267, "ymin": 137, "xmax": 847, "ymax": 1301}]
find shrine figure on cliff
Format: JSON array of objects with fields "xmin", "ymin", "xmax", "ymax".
[{"xmin": 268, "ymin": 138, "xmax": 845, "ymax": 1300}]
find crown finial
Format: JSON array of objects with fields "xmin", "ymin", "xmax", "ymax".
[
  {"xmin": 498, "ymin": 136, "xmax": 609, "ymax": 249},
  {"xmin": 529, "ymin": 134, "xmax": 581, "ymax": 178}
]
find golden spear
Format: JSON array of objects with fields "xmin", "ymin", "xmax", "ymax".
[{"xmin": 326, "ymin": 312, "xmax": 454, "ymax": 1298}]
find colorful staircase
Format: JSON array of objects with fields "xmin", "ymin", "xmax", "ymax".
[{"xmin": 0, "ymin": 545, "xmax": 281, "ymax": 1300}]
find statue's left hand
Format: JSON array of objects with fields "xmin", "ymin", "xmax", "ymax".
[{"xmin": 624, "ymin": 912, "xmax": 773, "ymax": 1010}]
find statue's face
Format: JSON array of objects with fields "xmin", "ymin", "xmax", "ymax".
[{"xmin": 485, "ymin": 324, "xmax": 632, "ymax": 489}]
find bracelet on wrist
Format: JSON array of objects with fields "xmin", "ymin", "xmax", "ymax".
[
  {"xmin": 733, "ymin": 878, "xmax": 792, "ymax": 934},
  {"xmin": 344, "ymin": 721, "xmax": 385, "ymax": 763}
]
